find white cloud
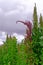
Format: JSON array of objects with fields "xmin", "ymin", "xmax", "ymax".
[
  {"xmin": 0, "ymin": 0, "xmax": 43, "ymax": 36},
  {"xmin": 0, "ymin": 31, "xmax": 6, "ymax": 42},
  {"xmin": 0, "ymin": 8, "xmax": 5, "ymax": 16},
  {"xmin": 1, "ymin": 32, "xmax": 6, "ymax": 41},
  {"xmin": 12, "ymin": 33, "xmax": 24, "ymax": 43},
  {"xmin": 0, "ymin": 0, "xmax": 43, "ymax": 14},
  {"xmin": 0, "ymin": 8, "xmax": 4, "ymax": 13},
  {"xmin": 3, "ymin": 0, "xmax": 39, "ymax": 16},
  {"xmin": 0, "ymin": 31, "xmax": 24, "ymax": 44},
  {"xmin": 0, "ymin": 8, "xmax": 3, "ymax": 12},
  {"xmin": 5, "ymin": 10, "xmax": 19, "ymax": 16},
  {"xmin": 17, "ymin": 5, "xmax": 24, "ymax": 11},
  {"xmin": 0, "ymin": 0, "xmax": 3, "ymax": 2},
  {"xmin": 0, "ymin": 0, "xmax": 16, "ymax": 3},
  {"xmin": 0, "ymin": 0, "xmax": 43, "ymax": 17},
  {"xmin": 0, "ymin": 39, "xmax": 4, "ymax": 46}
]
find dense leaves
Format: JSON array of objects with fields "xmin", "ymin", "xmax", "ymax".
[{"xmin": 0, "ymin": 36, "xmax": 18, "ymax": 65}]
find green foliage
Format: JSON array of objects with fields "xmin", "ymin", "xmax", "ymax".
[
  {"xmin": 39, "ymin": 14, "xmax": 43, "ymax": 28},
  {"xmin": 0, "ymin": 36, "xmax": 18, "ymax": 65},
  {"xmin": 17, "ymin": 43, "xmax": 27, "ymax": 65},
  {"xmin": 33, "ymin": 3, "xmax": 38, "ymax": 30},
  {"xmin": 0, "ymin": 29, "xmax": 43, "ymax": 65},
  {"xmin": 32, "ymin": 27, "xmax": 43, "ymax": 65}
]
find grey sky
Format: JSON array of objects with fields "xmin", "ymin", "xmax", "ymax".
[{"xmin": 0, "ymin": 0, "xmax": 43, "ymax": 34}]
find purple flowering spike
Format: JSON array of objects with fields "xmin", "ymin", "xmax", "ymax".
[{"xmin": 16, "ymin": 20, "xmax": 32, "ymax": 42}]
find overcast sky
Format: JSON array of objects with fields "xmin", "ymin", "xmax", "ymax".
[{"xmin": 0, "ymin": 0, "xmax": 43, "ymax": 34}]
